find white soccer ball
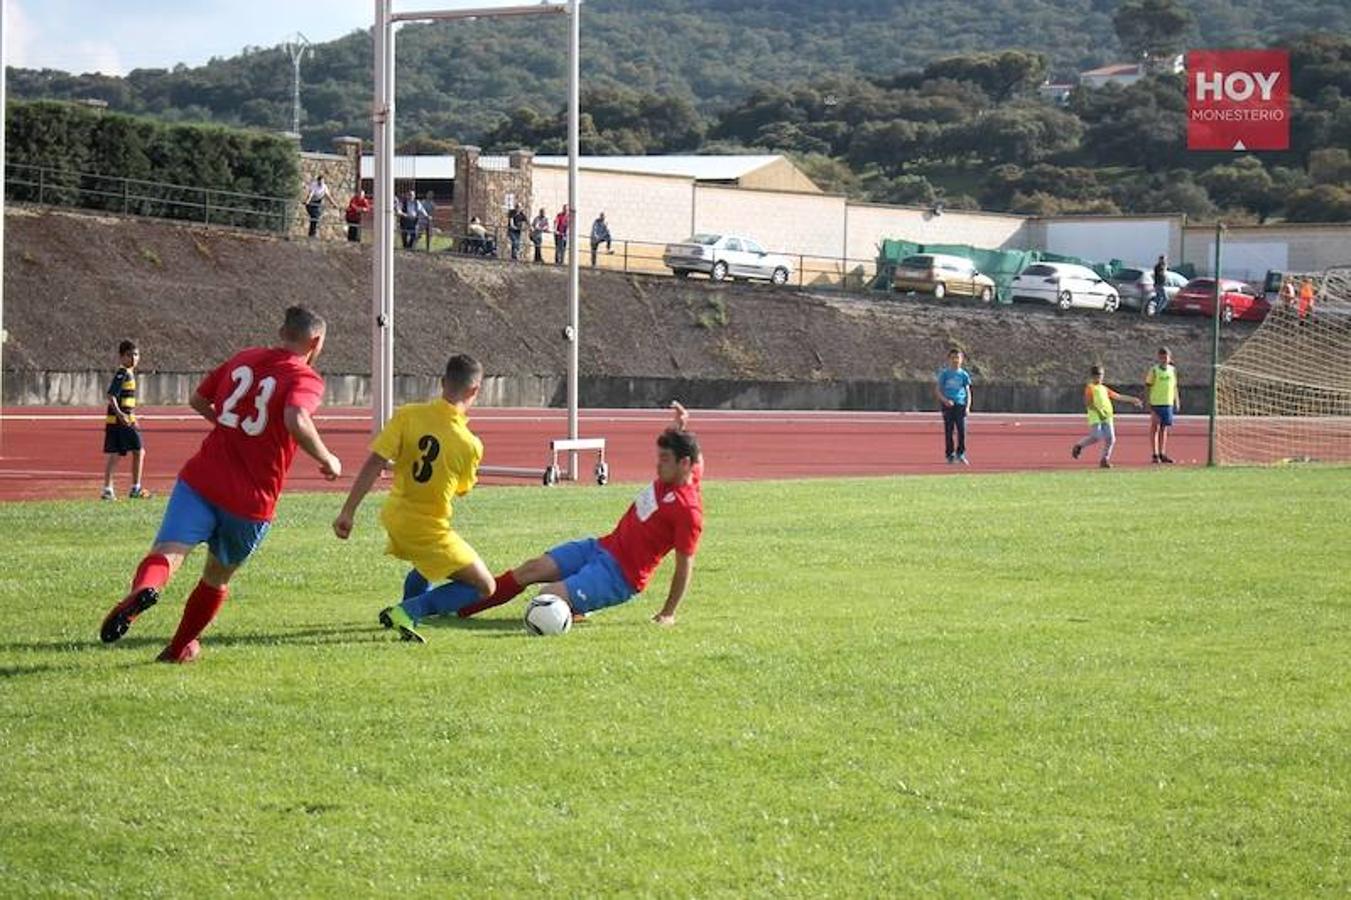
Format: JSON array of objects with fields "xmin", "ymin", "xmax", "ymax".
[{"xmin": 524, "ymin": 594, "xmax": 573, "ymax": 636}]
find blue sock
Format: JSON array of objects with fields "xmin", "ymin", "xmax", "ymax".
[
  {"xmin": 403, "ymin": 569, "xmax": 429, "ymax": 601},
  {"xmin": 401, "ymin": 580, "xmax": 481, "ymax": 621}
]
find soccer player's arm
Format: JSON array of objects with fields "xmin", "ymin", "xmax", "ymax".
[
  {"xmin": 106, "ymin": 372, "xmax": 130, "ymax": 424},
  {"xmin": 933, "ymin": 373, "xmax": 950, "ymax": 407},
  {"xmin": 284, "ymin": 375, "xmax": 340, "ymax": 479},
  {"xmin": 456, "ymin": 437, "xmax": 483, "ymax": 497},
  {"xmin": 654, "ymin": 509, "xmax": 702, "ymax": 626},
  {"xmin": 190, "ymin": 362, "xmax": 229, "ymax": 425},
  {"xmin": 334, "ymin": 413, "xmax": 402, "ymax": 539},
  {"xmin": 965, "ymin": 375, "xmax": 973, "ymax": 412}
]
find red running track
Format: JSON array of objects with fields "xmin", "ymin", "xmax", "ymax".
[{"xmin": 0, "ymin": 407, "xmax": 1210, "ymax": 502}]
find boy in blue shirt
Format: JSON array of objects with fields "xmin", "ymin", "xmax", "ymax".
[{"xmin": 934, "ymin": 347, "xmax": 974, "ymax": 465}]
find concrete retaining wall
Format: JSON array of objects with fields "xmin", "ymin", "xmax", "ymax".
[{"xmin": 3, "ymin": 370, "xmax": 1186, "ymax": 415}]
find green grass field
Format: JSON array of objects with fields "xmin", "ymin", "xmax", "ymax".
[{"xmin": 2, "ymin": 469, "xmax": 1348, "ymax": 896}]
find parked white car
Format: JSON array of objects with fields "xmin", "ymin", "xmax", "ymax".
[
  {"xmin": 1010, "ymin": 262, "xmax": 1121, "ymax": 312},
  {"xmin": 663, "ymin": 233, "xmax": 793, "ymax": 285}
]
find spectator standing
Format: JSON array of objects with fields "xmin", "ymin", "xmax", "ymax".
[
  {"xmin": 303, "ymin": 175, "xmax": 336, "ymax": 238},
  {"xmin": 344, "ymin": 189, "xmax": 372, "ymax": 243},
  {"xmin": 553, "ymin": 204, "xmax": 571, "ymax": 265},
  {"xmin": 1071, "ymin": 365, "xmax": 1142, "ymax": 469},
  {"xmin": 1298, "ymin": 278, "xmax": 1316, "ymax": 321},
  {"xmin": 507, "ymin": 204, "xmax": 528, "ymax": 261},
  {"xmin": 589, "ymin": 212, "xmax": 612, "ymax": 267},
  {"xmin": 1150, "ymin": 254, "xmax": 1170, "ymax": 315},
  {"xmin": 1279, "ymin": 276, "xmax": 1297, "ymax": 308},
  {"xmin": 1144, "ymin": 346, "xmax": 1181, "ymax": 464},
  {"xmin": 398, "ymin": 190, "xmax": 421, "ymax": 250},
  {"xmin": 419, "ymin": 191, "xmax": 437, "ymax": 251},
  {"xmin": 934, "ymin": 347, "xmax": 973, "ymax": 465},
  {"xmin": 530, "ymin": 208, "xmax": 550, "ymax": 263}
]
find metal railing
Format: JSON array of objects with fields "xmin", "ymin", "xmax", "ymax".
[{"xmin": 4, "ymin": 162, "xmax": 293, "ymax": 233}]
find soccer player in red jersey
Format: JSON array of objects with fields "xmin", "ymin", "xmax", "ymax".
[
  {"xmin": 99, "ymin": 306, "xmax": 342, "ymax": 663},
  {"xmin": 458, "ymin": 403, "xmax": 703, "ymax": 627}
]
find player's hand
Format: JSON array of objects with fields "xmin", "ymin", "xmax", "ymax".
[
  {"xmin": 320, "ymin": 454, "xmax": 342, "ymax": 481},
  {"xmin": 332, "ymin": 512, "xmax": 354, "ymax": 540},
  {"xmin": 651, "ymin": 612, "xmax": 676, "ymax": 627},
  {"xmin": 670, "ymin": 401, "xmax": 689, "ymax": 431}
]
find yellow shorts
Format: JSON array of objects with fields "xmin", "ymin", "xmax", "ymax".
[{"xmin": 382, "ymin": 512, "xmax": 479, "ymax": 582}]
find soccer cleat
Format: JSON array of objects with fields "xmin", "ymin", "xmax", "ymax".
[
  {"xmin": 1151, "ymin": 454, "xmax": 1161, "ymax": 464},
  {"xmin": 129, "ymin": 486, "xmax": 153, "ymax": 499},
  {"xmin": 101, "ymin": 487, "xmax": 116, "ymax": 501},
  {"xmin": 378, "ymin": 606, "xmax": 426, "ymax": 644},
  {"xmin": 100, "ymin": 587, "xmax": 160, "ymax": 644},
  {"xmin": 1099, "ymin": 459, "xmax": 1113, "ymax": 469},
  {"xmin": 1071, "ymin": 445, "xmax": 1082, "ymax": 460},
  {"xmin": 957, "ymin": 454, "xmax": 970, "ymax": 466},
  {"xmin": 156, "ymin": 639, "xmax": 201, "ymax": 664},
  {"xmin": 1159, "ymin": 455, "xmax": 1175, "ymax": 464}
]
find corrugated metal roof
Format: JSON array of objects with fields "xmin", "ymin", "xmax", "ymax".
[
  {"xmin": 359, "ymin": 154, "xmax": 784, "ymax": 182},
  {"xmin": 534, "ymin": 155, "xmax": 782, "ymax": 180}
]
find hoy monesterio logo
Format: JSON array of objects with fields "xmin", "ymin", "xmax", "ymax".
[{"xmin": 1188, "ymin": 49, "xmax": 1290, "ymax": 151}]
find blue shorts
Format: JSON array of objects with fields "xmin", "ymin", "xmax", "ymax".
[
  {"xmin": 547, "ymin": 538, "xmax": 636, "ymax": 615},
  {"xmin": 1152, "ymin": 405, "xmax": 1176, "ymax": 427},
  {"xmin": 155, "ymin": 480, "xmax": 271, "ymax": 567}
]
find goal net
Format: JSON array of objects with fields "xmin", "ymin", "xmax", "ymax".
[{"xmin": 1215, "ymin": 266, "xmax": 1351, "ymax": 465}]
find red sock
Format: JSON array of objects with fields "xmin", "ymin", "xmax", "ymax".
[
  {"xmin": 457, "ymin": 571, "xmax": 523, "ymax": 618},
  {"xmin": 166, "ymin": 581, "xmax": 229, "ymax": 656},
  {"xmin": 130, "ymin": 553, "xmax": 172, "ymax": 595}
]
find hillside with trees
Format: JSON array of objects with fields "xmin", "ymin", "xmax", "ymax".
[{"xmin": 7, "ymin": 0, "xmax": 1351, "ymax": 221}]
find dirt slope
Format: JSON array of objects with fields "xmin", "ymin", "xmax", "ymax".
[{"xmin": 4, "ymin": 207, "xmax": 1245, "ymax": 386}]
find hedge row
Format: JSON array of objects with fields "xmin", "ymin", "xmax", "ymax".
[{"xmin": 5, "ymin": 101, "xmax": 299, "ymax": 232}]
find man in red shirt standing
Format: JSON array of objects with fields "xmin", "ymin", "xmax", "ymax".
[
  {"xmin": 553, "ymin": 204, "xmax": 571, "ymax": 265},
  {"xmin": 458, "ymin": 403, "xmax": 703, "ymax": 626},
  {"xmin": 99, "ymin": 306, "xmax": 342, "ymax": 663}
]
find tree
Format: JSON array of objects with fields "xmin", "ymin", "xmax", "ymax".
[
  {"xmin": 1112, "ymin": 0, "xmax": 1194, "ymax": 68},
  {"xmin": 1285, "ymin": 184, "xmax": 1351, "ymax": 222},
  {"xmin": 923, "ymin": 51, "xmax": 1048, "ymax": 102},
  {"xmin": 953, "ymin": 105, "xmax": 1083, "ymax": 165},
  {"xmin": 1198, "ymin": 157, "xmax": 1279, "ymax": 221}
]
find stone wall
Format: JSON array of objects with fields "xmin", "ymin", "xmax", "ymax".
[
  {"xmin": 291, "ymin": 137, "xmax": 362, "ymax": 240},
  {"xmin": 450, "ymin": 146, "xmax": 533, "ymax": 240}
]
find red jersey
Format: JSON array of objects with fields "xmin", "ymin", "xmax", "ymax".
[
  {"xmin": 178, "ymin": 347, "xmax": 325, "ymax": 521},
  {"xmin": 599, "ymin": 462, "xmax": 703, "ymax": 591}
]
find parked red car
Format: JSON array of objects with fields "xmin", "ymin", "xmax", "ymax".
[{"xmin": 1171, "ymin": 278, "xmax": 1271, "ymax": 323}]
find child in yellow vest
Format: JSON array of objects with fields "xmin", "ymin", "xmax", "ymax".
[
  {"xmin": 1144, "ymin": 346, "xmax": 1181, "ymax": 464},
  {"xmin": 1071, "ymin": 365, "xmax": 1142, "ymax": 469}
]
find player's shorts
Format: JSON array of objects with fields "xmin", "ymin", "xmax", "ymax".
[
  {"xmin": 155, "ymin": 480, "xmax": 271, "ymax": 567},
  {"xmin": 1151, "ymin": 404, "xmax": 1176, "ymax": 427},
  {"xmin": 382, "ymin": 508, "xmax": 480, "ymax": 582},
  {"xmin": 103, "ymin": 423, "xmax": 143, "ymax": 455},
  {"xmin": 547, "ymin": 537, "xmax": 636, "ymax": 615}
]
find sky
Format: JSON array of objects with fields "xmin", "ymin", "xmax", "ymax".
[{"xmin": 6, "ymin": 0, "xmax": 560, "ymax": 76}]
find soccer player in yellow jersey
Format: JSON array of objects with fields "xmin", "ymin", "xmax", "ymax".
[
  {"xmin": 332, "ymin": 354, "xmax": 494, "ymax": 643},
  {"xmin": 1144, "ymin": 346, "xmax": 1181, "ymax": 464},
  {"xmin": 1071, "ymin": 365, "xmax": 1142, "ymax": 469}
]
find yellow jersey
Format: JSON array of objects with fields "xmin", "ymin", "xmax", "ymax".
[
  {"xmin": 1085, "ymin": 382, "xmax": 1118, "ymax": 424},
  {"xmin": 371, "ymin": 399, "xmax": 482, "ymax": 531},
  {"xmin": 1146, "ymin": 364, "xmax": 1177, "ymax": 406}
]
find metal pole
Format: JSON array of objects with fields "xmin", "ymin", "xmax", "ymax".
[
  {"xmin": 566, "ymin": 0, "xmax": 581, "ymax": 479},
  {"xmin": 382, "ymin": 18, "xmax": 396, "ymax": 427},
  {"xmin": 1207, "ymin": 222, "xmax": 1224, "ymax": 467},
  {"xmin": 371, "ymin": 1, "xmax": 393, "ymax": 433},
  {"xmin": 1, "ymin": 0, "xmax": 7, "ymax": 448}
]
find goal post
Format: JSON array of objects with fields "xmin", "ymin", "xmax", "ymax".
[{"xmin": 1214, "ymin": 266, "xmax": 1351, "ymax": 465}]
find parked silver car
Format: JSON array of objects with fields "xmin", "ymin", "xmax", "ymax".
[
  {"xmin": 1112, "ymin": 266, "xmax": 1189, "ymax": 313},
  {"xmin": 663, "ymin": 233, "xmax": 793, "ymax": 285}
]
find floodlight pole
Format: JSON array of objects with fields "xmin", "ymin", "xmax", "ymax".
[
  {"xmin": 372, "ymin": 2, "xmax": 576, "ymax": 446},
  {"xmin": 1207, "ymin": 223, "xmax": 1224, "ymax": 468},
  {"xmin": 283, "ymin": 33, "xmax": 313, "ymax": 137},
  {"xmin": 1, "ymin": 0, "xmax": 7, "ymax": 452}
]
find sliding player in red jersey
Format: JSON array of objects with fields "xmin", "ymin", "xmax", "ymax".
[
  {"xmin": 99, "ymin": 306, "xmax": 342, "ymax": 663},
  {"xmin": 458, "ymin": 403, "xmax": 703, "ymax": 627}
]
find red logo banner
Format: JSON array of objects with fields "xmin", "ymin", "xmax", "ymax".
[{"xmin": 1188, "ymin": 49, "xmax": 1290, "ymax": 151}]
